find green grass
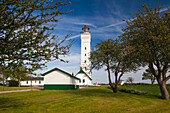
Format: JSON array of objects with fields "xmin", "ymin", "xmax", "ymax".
[
  {"xmin": 0, "ymin": 86, "xmax": 43, "ymax": 91},
  {"xmin": 0, "ymin": 85, "xmax": 170, "ymax": 113},
  {"xmin": 119, "ymin": 85, "xmax": 170, "ymax": 98}
]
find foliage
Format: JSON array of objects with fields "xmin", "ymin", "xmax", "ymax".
[
  {"xmin": 126, "ymin": 77, "xmax": 134, "ymax": 84},
  {"xmin": 0, "ymin": 76, "xmax": 3, "ymax": 81},
  {"xmin": 90, "ymin": 39, "xmax": 138, "ymax": 93},
  {"xmin": 0, "ymin": 0, "xmax": 73, "ymax": 76},
  {"xmin": 120, "ymin": 4, "xmax": 170, "ymax": 99},
  {"xmin": 142, "ymin": 68, "xmax": 156, "ymax": 84},
  {"xmin": 10, "ymin": 65, "xmax": 30, "ymax": 87},
  {"xmin": 8, "ymin": 80, "xmax": 18, "ymax": 87}
]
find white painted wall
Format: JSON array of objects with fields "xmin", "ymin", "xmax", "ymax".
[
  {"xmin": 76, "ymin": 73, "xmax": 92, "ymax": 85},
  {"xmin": 81, "ymin": 31, "xmax": 91, "ymax": 77},
  {"xmin": 44, "ymin": 70, "xmax": 79, "ymax": 85},
  {"xmin": 20, "ymin": 80, "xmax": 44, "ymax": 86}
]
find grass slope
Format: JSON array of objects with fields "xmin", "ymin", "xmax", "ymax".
[{"xmin": 0, "ymin": 85, "xmax": 169, "ymax": 113}]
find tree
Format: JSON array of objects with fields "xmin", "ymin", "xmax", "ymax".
[
  {"xmin": 142, "ymin": 68, "xmax": 156, "ymax": 84},
  {"xmin": 0, "ymin": 75, "xmax": 3, "ymax": 81},
  {"xmin": 126, "ymin": 77, "xmax": 134, "ymax": 84},
  {"xmin": 10, "ymin": 65, "xmax": 29, "ymax": 87},
  {"xmin": 90, "ymin": 39, "xmax": 138, "ymax": 93},
  {"xmin": 120, "ymin": 4, "xmax": 170, "ymax": 99},
  {"xmin": 0, "ymin": 0, "xmax": 73, "ymax": 90}
]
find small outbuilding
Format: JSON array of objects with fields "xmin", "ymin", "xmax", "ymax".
[
  {"xmin": 42, "ymin": 67, "xmax": 80, "ymax": 90},
  {"xmin": 75, "ymin": 69, "xmax": 92, "ymax": 86},
  {"xmin": 21, "ymin": 76, "xmax": 44, "ymax": 86}
]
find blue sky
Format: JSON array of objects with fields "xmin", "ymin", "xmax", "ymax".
[{"xmin": 36, "ymin": 0, "xmax": 170, "ymax": 84}]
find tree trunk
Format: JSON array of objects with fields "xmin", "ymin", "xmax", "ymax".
[
  {"xmin": 114, "ymin": 74, "xmax": 118, "ymax": 93},
  {"xmin": 151, "ymin": 80, "xmax": 154, "ymax": 85},
  {"xmin": 114, "ymin": 83, "xmax": 118, "ymax": 93},
  {"xmin": 149, "ymin": 63, "xmax": 169, "ymax": 100},
  {"xmin": 107, "ymin": 66, "xmax": 114, "ymax": 93},
  {"xmin": 3, "ymin": 75, "xmax": 5, "ymax": 91},
  {"xmin": 18, "ymin": 79, "xmax": 20, "ymax": 87},
  {"xmin": 31, "ymin": 75, "xmax": 32, "ymax": 91},
  {"xmin": 159, "ymin": 81, "xmax": 169, "ymax": 100}
]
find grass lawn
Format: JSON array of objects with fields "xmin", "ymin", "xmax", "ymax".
[
  {"xmin": 119, "ymin": 84, "xmax": 170, "ymax": 98},
  {"xmin": 0, "ymin": 86, "xmax": 43, "ymax": 91},
  {"xmin": 0, "ymin": 85, "xmax": 170, "ymax": 113}
]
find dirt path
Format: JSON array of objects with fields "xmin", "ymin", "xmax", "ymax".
[{"xmin": 0, "ymin": 89, "xmax": 42, "ymax": 94}]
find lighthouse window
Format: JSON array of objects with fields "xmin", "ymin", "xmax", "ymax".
[
  {"xmin": 85, "ymin": 60, "xmax": 86, "ymax": 63},
  {"xmin": 85, "ymin": 54, "xmax": 86, "ymax": 56},
  {"xmin": 85, "ymin": 47, "xmax": 86, "ymax": 50}
]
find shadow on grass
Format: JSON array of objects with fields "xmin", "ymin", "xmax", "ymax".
[
  {"xmin": 115, "ymin": 88, "xmax": 162, "ymax": 99},
  {"xmin": 67, "ymin": 87, "xmax": 127, "ymax": 98},
  {"xmin": 0, "ymin": 97, "xmax": 21, "ymax": 110}
]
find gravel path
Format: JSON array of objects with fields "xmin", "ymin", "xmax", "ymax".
[{"xmin": 0, "ymin": 89, "xmax": 42, "ymax": 94}]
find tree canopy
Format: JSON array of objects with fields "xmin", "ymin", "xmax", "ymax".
[
  {"xmin": 126, "ymin": 77, "xmax": 134, "ymax": 84},
  {"xmin": 120, "ymin": 4, "xmax": 170, "ymax": 99},
  {"xmin": 90, "ymin": 39, "xmax": 138, "ymax": 93},
  {"xmin": 0, "ymin": 0, "xmax": 73, "ymax": 74}
]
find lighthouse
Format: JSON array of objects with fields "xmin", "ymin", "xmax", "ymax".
[{"xmin": 80, "ymin": 25, "xmax": 91, "ymax": 77}]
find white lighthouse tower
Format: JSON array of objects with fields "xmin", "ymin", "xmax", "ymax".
[
  {"xmin": 80, "ymin": 25, "xmax": 91, "ymax": 77},
  {"xmin": 75, "ymin": 25, "xmax": 92, "ymax": 86}
]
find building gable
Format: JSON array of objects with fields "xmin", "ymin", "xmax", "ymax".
[
  {"xmin": 42, "ymin": 67, "xmax": 80, "ymax": 80},
  {"xmin": 76, "ymin": 69, "xmax": 92, "ymax": 80}
]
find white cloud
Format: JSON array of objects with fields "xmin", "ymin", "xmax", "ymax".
[
  {"xmin": 73, "ymin": 22, "xmax": 97, "ymax": 28},
  {"xmin": 160, "ymin": 7, "xmax": 168, "ymax": 12},
  {"xmin": 99, "ymin": 21, "xmax": 126, "ymax": 29},
  {"xmin": 66, "ymin": 34, "xmax": 80, "ymax": 40}
]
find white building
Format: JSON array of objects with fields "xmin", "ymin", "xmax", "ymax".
[
  {"xmin": 20, "ymin": 76, "xmax": 44, "ymax": 86},
  {"xmin": 42, "ymin": 67, "xmax": 80, "ymax": 90},
  {"xmin": 75, "ymin": 68, "xmax": 92, "ymax": 86},
  {"xmin": 80, "ymin": 25, "xmax": 91, "ymax": 77},
  {"xmin": 78, "ymin": 25, "xmax": 92, "ymax": 86},
  {"xmin": 6, "ymin": 76, "xmax": 44, "ymax": 86}
]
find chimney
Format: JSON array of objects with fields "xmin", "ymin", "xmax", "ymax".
[{"xmin": 80, "ymin": 67, "xmax": 82, "ymax": 70}]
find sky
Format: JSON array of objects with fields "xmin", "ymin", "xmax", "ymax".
[{"xmin": 36, "ymin": 0, "xmax": 170, "ymax": 84}]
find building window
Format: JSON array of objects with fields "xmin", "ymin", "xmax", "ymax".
[
  {"xmin": 39, "ymin": 81, "xmax": 41, "ymax": 84},
  {"xmin": 26, "ymin": 81, "xmax": 28, "ymax": 84},
  {"xmin": 83, "ymin": 79, "xmax": 85, "ymax": 83},
  {"xmin": 85, "ymin": 67, "xmax": 86, "ymax": 70},
  {"xmin": 85, "ymin": 60, "xmax": 86, "ymax": 63},
  {"xmin": 35, "ymin": 81, "xmax": 36, "ymax": 83},
  {"xmin": 85, "ymin": 54, "xmax": 86, "ymax": 56},
  {"xmin": 85, "ymin": 47, "xmax": 86, "ymax": 50}
]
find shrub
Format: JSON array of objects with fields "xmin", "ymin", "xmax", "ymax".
[{"xmin": 9, "ymin": 80, "xmax": 18, "ymax": 87}]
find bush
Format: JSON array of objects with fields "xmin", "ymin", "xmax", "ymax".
[
  {"xmin": 9, "ymin": 80, "xmax": 18, "ymax": 87},
  {"xmin": 124, "ymin": 83, "xmax": 151, "ymax": 85}
]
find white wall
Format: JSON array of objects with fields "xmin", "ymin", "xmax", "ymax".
[
  {"xmin": 21, "ymin": 80, "xmax": 44, "ymax": 86},
  {"xmin": 44, "ymin": 70, "xmax": 79, "ymax": 85},
  {"xmin": 81, "ymin": 32, "xmax": 91, "ymax": 77},
  {"xmin": 76, "ymin": 73, "xmax": 92, "ymax": 85}
]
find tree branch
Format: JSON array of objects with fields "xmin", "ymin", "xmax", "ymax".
[{"xmin": 164, "ymin": 75, "xmax": 170, "ymax": 83}]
